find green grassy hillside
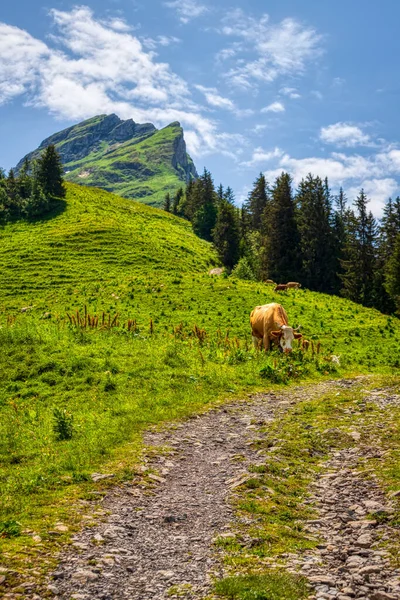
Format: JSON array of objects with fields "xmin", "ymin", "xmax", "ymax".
[
  {"xmin": 16, "ymin": 115, "xmax": 197, "ymax": 207},
  {"xmin": 0, "ymin": 183, "xmax": 399, "ymax": 569}
]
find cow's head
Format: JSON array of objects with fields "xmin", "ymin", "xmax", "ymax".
[{"xmin": 270, "ymin": 325, "xmax": 302, "ymax": 353}]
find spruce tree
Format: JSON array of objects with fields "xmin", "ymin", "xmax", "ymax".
[
  {"xmin": 172, "ymin": 187, "xmax": 184, "ymax": 215},
  {"xmin": 26, "ymin": 178, "xmax": 49, "ymax": 218},
  {"xmin": 332, "ymin": 188, "xmax": 348, "ymax": 294},
  {"xmin": 212, "ymin": 200, "xmax": 240, "ymax": 269},
  {"xmin": 296, "ymin": 174, "xmax": 335, "ymax": 292},
  {"xmin": 263, "ymin": 172, "xmax": 301, "ymax": 282},
  {"xmin": 37, "ymin": 145, "xmax": 65, "ymax": 199},
  {"xmin": 378, "ymin": 197, "xmax": 400, "ymax": 312},
  {"xmin": 164, "ymin": 192, "xmax": 171, "ymax": 212},
  {"xmin": 385, "ymin": 233, "xmax": 400, "ymax": 313},
  {"xmin": 224, "ymin": 186, "xmax": 235, "ymax": 205},
  {"xmin": 192, "ymin": 169, "xmax": 217, "ymax": 241},
  {"xmin": 340, "ymin": 190, "xmax": 377, "ymax": 306},
  {"xmin": 17, "ymin": 159, "xmax": 32, "ymax": 200},
  {"xmin": 217, "ymin": 184, "xmax": 224, "ymax": 204},
  {"xmin": 243, "ymin": 173, "xmax": 269, "ymax": 231}
]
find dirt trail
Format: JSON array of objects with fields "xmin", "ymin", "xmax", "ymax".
[{"xmin": 20, "ymin": 379, "xmax": 398, "ymax": 600}]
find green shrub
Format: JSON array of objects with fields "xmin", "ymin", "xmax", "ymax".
[
  {"xmin": 0, "ymin": 519, "xmax": 21, "ymax": 538},
  {"xmin": 53, "ymin": 407, "xmax": 74, "ymax": 441},
  {"xmin": 231, "ymin": 257, "xmax": 256, "ymax": 281}
]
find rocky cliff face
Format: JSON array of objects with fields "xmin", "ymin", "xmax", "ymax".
[{"xmin": 16, "ymin": 115, "xmax": 198, "ymax": 207}]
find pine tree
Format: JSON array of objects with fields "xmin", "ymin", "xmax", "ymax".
[
  {"xmin": 212, "ymin": 200, "xmax": 240, "ymax": 269},
  {"xmin": 242, "ymin": 173, "xmax": 269, "ymax": 231},
  {"xmin": 172, "ymin": 187, "xmax": 184, "ymax": 215},
  {"xmin": 385, "ymin": 233, "xmax": 400, "ymax": 313},
  {"xmin": 37, "ymin": 145, "xmax": 65, "ymax": 199},
  {"xmin": 378, "ymin": 197, "xmax": 400, "ymax": 312},
  {"xmin": 17, "ymin": 159, "xmax": 33, "ymax": 200},
  {"xmin": 192, "ymin": 169, "xmax": 217, "ymax": 241},
  {"xmin": 0, "ymin": 182, "xmax": 8, "ymax": 223},
  {"xmin": 26, "ymin": 178, "xmax": 49, "ymax": 218},
  {"xmin": 6, "ymin": 169, "xmax": 21, "ymax": 218},
  {"xmin": 332, "ymin": 188, "xmax": 348, "ymax": 294},
  {"xmin": 224, "ymin": 186, "xmax": 235, "ymax": 205},
  {"xmin": 262, "ymin": 172, "xmax": 301, "ymax": 282},
  {"xmin": 217, "ymin": 184, "xmax": 224, "ymax": 204},
  {"xmin": 296, "ymin": 174, "xmax": 336, "ymax": 292},
  {"xmin": 164, "ymin": 192, "xmax": 171, "ymax": 212},
  {"xmin": 340, "ymin": 190, "xmax": 377, "ymax": 306}
]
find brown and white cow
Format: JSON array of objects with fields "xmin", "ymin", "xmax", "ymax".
[
  {"xmin": 286, "ymin": 282, "xmax": 301, "ymax": 289},
  {"xmin": 250, "ymin": 303, "xmax": 302, "ymax": 352}
]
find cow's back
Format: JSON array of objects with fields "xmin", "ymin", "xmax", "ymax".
[{"xmin": 250, "ymin": 303, "xmax": 287, "ymax": 337}]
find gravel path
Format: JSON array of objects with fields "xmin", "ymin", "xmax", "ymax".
[
  {"xmin": 287, "ymin": 449, "xmax": 400, "ymax": 600},
  {"xmin": 9, "ymin": 378, "xmax": 397, "ymax": 600},
  {"xmin": 41, "ymin": 381, "xmax": 338, "ymax": 600},
  {"xmin": 284, "ymin": 389, "xmax": 400, "ymax": 600}
]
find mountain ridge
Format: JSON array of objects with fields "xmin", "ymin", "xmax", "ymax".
[{"xmin": 16, "ymin": 114, "xmax": 198, "ymax": 207}]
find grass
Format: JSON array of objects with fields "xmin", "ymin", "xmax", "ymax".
[
  {"xmin": 0, "ymin": 182, "xmax": 400, "ymax": 579},
  {"xmin": 214, "ymin": 572, "xmax": 309, "ymax": 600}
]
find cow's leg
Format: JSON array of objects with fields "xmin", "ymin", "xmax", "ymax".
[
  {"xmin": 263, "ymin": 333, "xmax": 270, "ymax": 351},
  {"xmin": 252, "ymin": 335, "xmax": 261, "ymax": 350}
]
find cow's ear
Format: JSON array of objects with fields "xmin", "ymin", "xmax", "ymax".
[
  {"xmin": 270, "ymin": 330, "xmax": 282, "ymax": 338},
  {"xmin": 294, "ymin": 332, "xmax": 303, "ymax": 339}
]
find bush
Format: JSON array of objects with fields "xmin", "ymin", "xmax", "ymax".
[
  {"xmin": 53, "ymin": 407, "xmax": 74, "ymax": 441},
  {"xmin": 0, "ymin": 519, "xmax": 21, "ymax": 538},
  {"xmin": 231, "ymin": 257, "xmax": 256, "ymax": 281}
]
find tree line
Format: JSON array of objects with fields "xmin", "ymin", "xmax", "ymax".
[
  {"xmin": 164, "ymin": 169, "xmax": 400, "ymax": 315},
  {"xmin": 0, "ymin": 145, "xmax": 65, "ymax": 222}
]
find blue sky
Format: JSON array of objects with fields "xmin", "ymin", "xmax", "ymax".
[{"xmin": 1, "ymin": 0, "xmax": 400, "ymax": 215}]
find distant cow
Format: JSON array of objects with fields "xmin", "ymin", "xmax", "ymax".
[
  {"xmin": 264, "ymin": 279, "xmax": 276, "ymax": 285},
  {"xmin": 250, "ymin": 302, "xmax": 302, "ymax": 352},
  {"xmin": 21, "ymin": 306, "xmax": 33, "ymax": 313},
  {"xmin": 274, "ymin": 284, "xmax": 288, "ymax": 292},
  {"xmin": 286, "ymin": 282, "xmax": 301, "ymax": 289}
]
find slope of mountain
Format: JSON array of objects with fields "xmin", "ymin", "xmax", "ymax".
[
  {"xmin": 0, "ymin": 183, "xmax": 398, "ymax": 367},
  {"xmin": 16, "ymin": 114, "xmax": 198, "ymax": 207}
]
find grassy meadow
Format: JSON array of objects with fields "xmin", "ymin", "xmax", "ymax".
[{"xmin": 0, "ymin": 182, "xmax": 399, "ymax": 567}]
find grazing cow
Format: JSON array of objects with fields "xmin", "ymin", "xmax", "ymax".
[
  {"xmin": 250, "ymin": 303, "xmax": 302, "ymax": 352},
  {"xmin": 264, "ymin": 279, "xmax": 276, "ymax": 285},
  {"xmin": 274, "ymin": 284, "xmax": 288, "ymax": 292},
  {"xmin": 286, "ymin": 282, "xmax": 302, "ymax": 289}
]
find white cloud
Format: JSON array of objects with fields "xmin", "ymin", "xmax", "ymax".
[
  {"xmin": 311, "ymin": 90, "xmax": 323, "ymax": 100},
  {"xmin": 164, "ymin": 0, "xmax": 208, "ymax": 24},
  {"xmin": 242, "ymin": 144, "xmax": 400, "ymax": 216},
  {"xmin": 195, "ymin": 85, "xmax": 235, "ymax": 111},
  {"xmin": 0, "ymin": 23, "xmax": 49, "ymax": 104},
  {"xmin": 141, "ymin": 35, "xmax": 181, "ymax": 50},
  {"xmin": 0, "ymin": 6, "xmax": 244, "ymax": 160},
  {"xmin": 195, "ymin": 84, "xmax": 253, "ymax": 117},
  {"xmin": 320, "ymin": 122, "xmax": 372, "ymax": 147},
  {"xmin": 332, "ymin": 77, "xmax": 345, "ymax": 87},
  {"xmin": 261, "ymin": 101, "xmax": 285, "ymax": 114},
  {"xmin": 280, "ymin": 86, "xmax": 301, "ymax": 99},
  {"xmin": 106, "ymin": 18, "xmax": 133, "ymax": 32},
  {"xmin": 251, "ymin": 124, "xmax": 268, "ymax": 134},
  {"xmin": 219, "ymin": 10, "xmax": 323, "ymax": 89},
  {"xmin": 242, "ymin": 146, "xmax": 284, "ymax": 167},
  {"xmin": 346, "ymin": 179, "xmax": 398, "ymax": 217}
]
